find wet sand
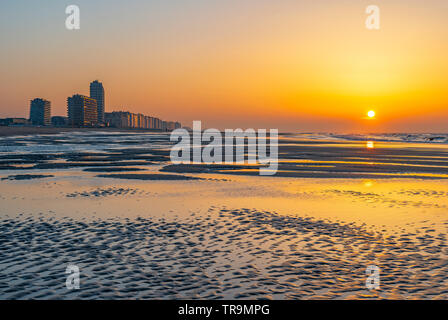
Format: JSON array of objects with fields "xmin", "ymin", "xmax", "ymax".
[
  {"xmin": 0, "ymin": 126, "xmax": 165, "ymax": 137},
  {"xmin": 1, "ymin": 174, "xmax": 54, "ymax": 181},
  {"xmin": 1, "ymin": 131, "xmax": 448, "ymax": 299},
  {"xmin": 2, "ymin": 208, "xmax": 447, "ymax": 299},
  {"xmin": 1, "ymin": 131, "xmax": 448, "ymax": 179},
  {"xmin": 96, "ymin": 173, "xmax": 203, "ymax": 181}
]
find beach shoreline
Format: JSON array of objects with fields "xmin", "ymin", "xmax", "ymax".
[
  {"xmin": 0, "ymin": 126, "xmax": 167, "ymax": 137},
  {"xmin": 2, "ymin": 131, "xmax": 448, "ymax": 299}
]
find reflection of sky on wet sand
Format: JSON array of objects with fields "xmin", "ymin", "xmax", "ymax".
[
  {"xmin": 2, "ymin": 173, "xmax": 448, "ymax": 299},
  {"xmin": 2, "ymin": 132, "xmax": 448, "ymax": 299},
  {"xmin": 2, "ymin": 171, "xmax": 448, "ymax": 233}
]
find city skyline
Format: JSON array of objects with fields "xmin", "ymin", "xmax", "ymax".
[
  {"xmin": 1, "ymin": 1, "xmax": 448, "ymax": 132},
  {"xmin": 0, "ymin": 78, "xmax": 182, "ymax": 130},
  {"xmin": 4, "ymin": 78, "xmax": 181, "ymax": 129}
]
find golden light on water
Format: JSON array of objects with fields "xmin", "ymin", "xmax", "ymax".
[
  {"xmin": 366, "ymin": 141, "xmax": 375, "ymax": 149},
  {"xmin": 363, "ymin": 180, "xmax": 374, "ymax": 188}
]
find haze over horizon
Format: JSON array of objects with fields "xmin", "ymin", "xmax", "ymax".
[{"xmin": 1, "ymin": 0, "xmax": 448, "ymax": 132}]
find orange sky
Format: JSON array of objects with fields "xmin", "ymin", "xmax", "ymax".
[{"xmin": 1, "ymin": 0, "xmax": 448, "ymax": 132}]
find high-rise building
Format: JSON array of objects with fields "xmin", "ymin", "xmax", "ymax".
[
  {"xmin": 104, "ymin": 110, "xmax": 180, "ymax": 131},
  {"xmin": 105, "ymin": 111, "xmax": 132, "ymax": 128},
  {"xmin": 90, "ymin": 80, "xmax": 105, "ymax": 123},
  {"xmin": 137, "ymin": 114, "xmax": 145, "ymax": 128},
  {"xmin": 67, "ymin": 94, "xmax": 98, "ymax": 127},
  {"xmin": 29, "ymin": 98, "xmax": 51, "ymax": 126}
]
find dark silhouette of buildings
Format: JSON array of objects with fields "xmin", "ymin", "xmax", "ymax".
[
  {"xmin": 90, "ymin": 80, "xmax": 105, "ymax": 124},
  {"xmin": 104, "ymin": 111, "xmax": 181, "ymax": 131},
  {"xmin": 51, "ymin": 116, "xmax": 68, "ymax": 127},
  {"xmin": 2, "ymin": 79, "xmax": 182, "ymax": 130},
  {"xmin": 67, "ymin": 94, "xmax": 98, "ymax": 127},
  {"xmin": 0, "ymin": 118, "xmax": 30, "ymax": 126},
  {"xmin": 29, "ymin": 98, "xmax": 51, "ymax": 126}
]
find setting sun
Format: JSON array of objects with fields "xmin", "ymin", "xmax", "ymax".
[{"xmin": 367, "ymin": 110, "xmax": 376, "ymax": 118}]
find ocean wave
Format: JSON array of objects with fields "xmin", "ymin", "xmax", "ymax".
[{"xmin": 294, "ymin": 133, "xmax": 448, "ymax": 144}]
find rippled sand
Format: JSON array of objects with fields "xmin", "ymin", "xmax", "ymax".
[
  {"xmin": 2, "ymin": 207, "xmax": 448, "ymax": 299},
  {"xmin": 1, "ymin": 132, "xmax": 448, "ymax": 299}
]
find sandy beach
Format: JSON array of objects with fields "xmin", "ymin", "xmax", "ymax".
[
  {"xmin": 0, "ymin": 126, "xmax": 166, "ymax": 137},
  {"xmin": 1, "ymin": 131, "xmax": 448, "ymax": 299}
]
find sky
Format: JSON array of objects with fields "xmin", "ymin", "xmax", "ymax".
[{"xmin": 1, "ymin": 0, "xmax": 448, "ymax": 132}]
